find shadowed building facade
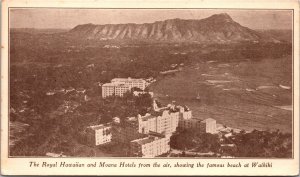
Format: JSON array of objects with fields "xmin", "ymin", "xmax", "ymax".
[
  {"xmin": 86, "ymin": 124, "xmax": 112, "ymax": 146},
  {"xmin": 178, "ymin": 118, "xmax": 217, "ymax": 134},
  {"xmin": 129, "ymin": 132, "xmax": 170, "ymax": 157}
]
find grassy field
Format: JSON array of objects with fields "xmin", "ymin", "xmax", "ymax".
[{"xmin": 150, "ymin": 56, "xmax": 293, "ymax": 133}]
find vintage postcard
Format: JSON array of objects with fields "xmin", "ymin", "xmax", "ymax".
[{"xmin": 1, "ymin": 0, "xmax": 299, "ymax": 175}]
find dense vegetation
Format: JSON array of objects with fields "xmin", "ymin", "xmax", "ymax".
[
  {"xmin": 229, "ymin": 129, "xmax": 292, "ymax": 157},
  {"xmin": 10, "ymin": 31, "xmax": 292, "ymax": 82},
  {"xmin": 10, "ymin": 91, "xmax": 153, "ymax": 156},
  {"xmin": 170, "ymin": 130, "xmax": 220, "ymax": 153},
  {"xmin": 170, "ymin": 129, "xmax": 292, "ymax": 158}
]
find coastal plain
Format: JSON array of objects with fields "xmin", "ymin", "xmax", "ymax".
[{"xmin": 150, "ymin": 55, "xmax": 292, "ymax": 133}]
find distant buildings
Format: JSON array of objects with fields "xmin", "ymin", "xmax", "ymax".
[
  {"xmin": 66, "ymin": 87, "xmax": 75, "ymax": 93},
  {"xmin": 103, "ymin": 45, "xmax": 120, "ymax": 49},
  {"xmin": 46, "ymin": 87, "xmax": 86, "ymax": 96},
  {"xmin": 46, "ymin": 91, "xmax": 55, "ymax": 96},
  {"xmin": 54, "ymin": 88, "xmax": 65, "ymax": 93},
  {"xmin": 133, "ymin": 91, "xmax": 154, "ymax": 97},
  {"xmin": 76, "ymin": 88, "xmax": 86, "ymax": 94},
  {"xmin": 102, "ymin": 77, "xmax": 147, "ymax": 98}
]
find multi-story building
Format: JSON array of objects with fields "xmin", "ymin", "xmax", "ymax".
[
  {"xmin": 114, "ymin": 84, "xmax": 130, "ymax": 97},
  {"xmin": 101, "ymin": 83, "xmax": 130, "ymax": 98},
  {"xmin": 102, "ymin": 77, "xmax": 147, "ymax": 98},
  {"xmin": 86, "ymin": 102, "xmax": 196, "ymax": 157},
  {"xmin": 129, "ymin": 132, "xmax": 170, "ymax": 157},
  {"xmin": 109, "ymin": 105, "xmax": 190, "ymax": 145},
  {"xmin": 86, "ymin": 124, "xmax": 112, "ymax": 146},
  {"xmin": 200, "ymin": 118, "xmax": 217, "ymax": 134},
  {"xmin": 179, "ymin": 118, "xmax": 202, "ymax": 130},
  {"xmin": 178, "ymin": 106, "xmax": 192, "ymax": 120},
  {"xmin": 178, "ymin": 118, "xmax": 217, "ymax": 134},
  {"xmin": 111, "ymin": 77, "xmax": 146, "ymax": 90},
  {"xmin": 137, "ymin": 111, "xmax": 177, "ymax": 136},
  {"xmin": 135, "ymin": 105, "xmax": 192, "ymax": 136},
  {"xmin": 102, "ymin": 83, "xmax": 116, "ymax": 98},
  {"xmin": 111, "ymin": 117, "xmax": 146, "ymax": 144}
]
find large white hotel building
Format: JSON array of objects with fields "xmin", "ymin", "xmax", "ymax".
[
  {"xmin": 86, "ymin": 103, "xmax": 199, "ymax": 157},
  {"xmin": 102, "ymin": 77, "xmax": 147, "ymax": 98},
  {"xmin": 86, "ymin": 106, "xmax": 217, "ymax": 157}
]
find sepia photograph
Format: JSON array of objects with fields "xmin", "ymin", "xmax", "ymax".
[
  {"xmin": 2, "ymin": 0, "xmax": 300, "ymax": 175},
  {"xmin": 8, "ymin": 8, "xmax": 294, "ymax": 159}
]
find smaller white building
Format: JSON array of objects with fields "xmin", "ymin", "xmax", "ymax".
[{"xmin": 200, "ymin": 118, "xmax": 217, "ymax": 134}]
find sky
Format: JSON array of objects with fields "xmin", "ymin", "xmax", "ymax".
[{"xmin": 10, "ymin": 9, "xmax": 293, "ymax": 30}]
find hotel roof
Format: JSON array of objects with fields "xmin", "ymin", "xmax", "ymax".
[
  {"xmin": 102, "ymin": 83, "xmax": 118, "ymax": 87},
  {"xmin": 183, "ymin": 118, "xmax": 215, "ymax": 123},
  {"xmin": 112, "ymin": 78, "xmax": 145, "ymax": 82},
  {"xmin": 131, "ymin": 136, "xmax": 159, "ymax": 145},
  {"xmin": 201, "ymin": 118, "xmax": 216, "ymax": 123},
  {"xmin": 190, "ymin": 118, "xmax": 202, "ymax": 122},
  {"xmin": 102, "ymin": 83, "xmax": 129, "ymax": 87},
  {"xmin": 141, "ymin": 114, "xmax": 156, "ymax": 121},
  {"xmin": 89, "ymin": 124, "xmax": 111, "ymax": 130}
]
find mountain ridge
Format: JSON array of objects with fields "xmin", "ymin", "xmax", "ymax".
[{"xmin": 68, "ymin": 13, "xmax": 278, "ymax": 43}]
